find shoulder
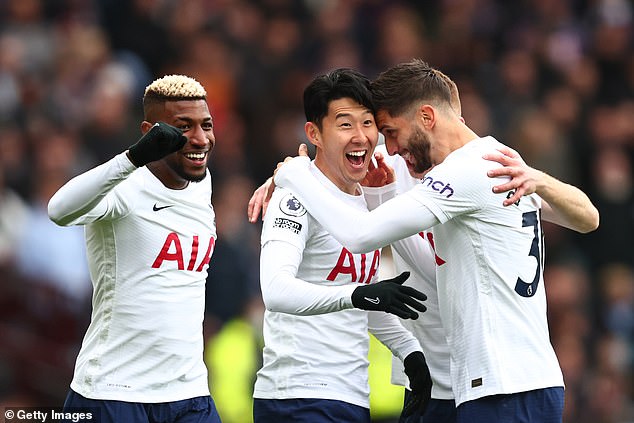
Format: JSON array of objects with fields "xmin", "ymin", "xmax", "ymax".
[
  {"xmin": 262, "ymin": 187, "xmax": 311, "ymax": 242},
  {"xmin": 266, "ymin": 187, "xmax": 309, "ymax": 222}
]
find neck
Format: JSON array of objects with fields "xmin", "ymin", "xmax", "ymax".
[
  {"xmin": 147, "ymin": 161, "xmax": 189, "ymax": 190},
  {"xmin": 314, "ymin": 157, "xmax": 359, "ymax": 196}
]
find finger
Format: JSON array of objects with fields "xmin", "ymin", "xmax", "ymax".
[
  {"xmin": 502, "ymin": 189, "xmax": 523, "ymax": 207},
  {"xmin": 491, "ymin": 180, "xmax": 517, "ymax": 193},
  {"xmin": 389, "ymin": 271, "xmax": 410, "ymax": 285},
  {"xmin": 401, "ymin": 393, "xmax": 423, "ymax": 417},
  {"xmin": 399, "ymin": 287, "xmax": 427, "ymax": 302},
  {"xmin": 387, "ymin": 304, "xmax": 419, "ymax": 320},
  {"xmin": 482, "ymin": 152, "xmax": 511, "ymax": 166},
  {"xmin": 260, "ymin": 177, "xmax": 275, "ymax": 219},
  {"xmin": 374, "ymin": 153, "xmax": 389, "ymax": 170},
  {"xmin": 398, "ymin": 295, "xmax": 427, "ymax": 313},
  {"xmin": 487, "ymin": 166, "xmax": 516, "ymax": 178},
  {"xmin": 247, "ymin": 192, "xmax": 262, "ymax": 223},
  {"xmin": 497, "ymin": 145, "xmax": 520, "ymax": 158},
  {"xmin": 367, "ymin": 157, "xmax": 377, "ymax": 172},
  {"xmin": 298, "ymin": 143, "xmax": 309, "ymax": 157}
]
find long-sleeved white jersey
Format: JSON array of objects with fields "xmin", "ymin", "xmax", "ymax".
[
  {"xmin": 275, "ymin": 137, "xmax": 564, "ymax": 406},
  {"xmin": 48, "ymin": 152, "xmax": 216, "ymax": 403},
  {"xmin": 364, "ymin": 144, "xmax": 453, "ymax": 400},
  {"xmin": 254, "ymin": 162, "xmax": 422, "ymax": 409}
]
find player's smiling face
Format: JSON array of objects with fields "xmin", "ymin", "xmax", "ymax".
[
  {"xmin": 310, "ymin": 97, "xmax": 378, "ymax": 194},
  {"xmin": 377, "ymin": 109, "xmax": 434, "ymax": 177},
  {"xmin": 151, "ymin": 99, "xmax": 215, "ymax": 185}
]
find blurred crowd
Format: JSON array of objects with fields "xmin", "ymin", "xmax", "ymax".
[{"xmin": 0, "ymin": 0, "xmax": 631, "ymax": 422}]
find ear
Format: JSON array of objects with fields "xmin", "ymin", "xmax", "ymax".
[
  {"xmin": 140, "ymin": 120, "xmax": 154, "ymax": 135},
  {"xmin": 418, "ymin": 104, "xmax": 437, "ymax": 130},
  {"xmin": 304, "ymin": 122, "xmax": 323, "ymax": 148}
]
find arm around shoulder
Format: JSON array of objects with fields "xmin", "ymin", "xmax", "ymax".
[{"xmin": 538, "ymin": 171, "xmax": 599, "ymax": 233}]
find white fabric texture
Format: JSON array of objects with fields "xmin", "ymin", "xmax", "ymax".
[
  {"xmin": 48, "ymin": 152, "xmax": 216, "ymax": 402},
  {"xmin": 254, "ymin": 163, "xmax": 421, "ymax": 408},
  {"xmin": 275, "ymin": 137, "xmax": 564, "ymax": 406}
]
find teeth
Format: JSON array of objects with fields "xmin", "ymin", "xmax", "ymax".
[
  {"xmin": 346, "ymin": 151, "xmax": 366, "ymax": 157},
  {"xmin": 185, "ymin": 152, "xmax": 206, "ymax": 159}
]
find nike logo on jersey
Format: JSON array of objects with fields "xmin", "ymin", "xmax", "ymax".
[
  {"xmin": 153, "ymin": 203, "xmax": 174, "ymax": 211},
  {"xmin": 364, "ymin": 296, "xmax": 380, "ymax": 305}
]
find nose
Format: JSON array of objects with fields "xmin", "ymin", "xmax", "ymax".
[
  {"xmin": 188, "ymin": 125, "xmax": 213, "ymax": 147},
  {"xmin": 353, "ymin": 124, "xmax": 379, "ymax": 147},
  {"xmin": 385, "ymin": 137, "xmax": 399, "ymax": 156}
]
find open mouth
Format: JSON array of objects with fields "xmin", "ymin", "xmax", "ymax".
[{"xmin": 346, "ymin": 150, "xmax": 367, "ymax": 167}]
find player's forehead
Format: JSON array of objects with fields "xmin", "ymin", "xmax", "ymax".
[
  {"xmin": 150, "ymin": 99, "xmax": 212, "ymax": 123},
  {"xmin": 376, "ymin": 109, "xmax": 405, "ymax": 132},
  {"xmin": 325, "ymin": 97, "xmax": 373, "ymax": 121}
]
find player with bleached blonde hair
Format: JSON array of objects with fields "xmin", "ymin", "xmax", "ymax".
[{"xmin": 48, "ymin": 75, "xmax": 222, "ymax": 422}]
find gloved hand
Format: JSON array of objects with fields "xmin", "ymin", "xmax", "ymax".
[
  {"xmin": 127, "ymin": 122, "xmax": 188, "ymax": 167},
  {"xmin": 351, "ymin": 272, "xmax": 427, "ymax": 319},
  {"xmin": 401, "ymin": 351, "xmax": 433, "ymax": 419}
]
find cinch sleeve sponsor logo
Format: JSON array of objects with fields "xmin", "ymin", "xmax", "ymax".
[
  {"xmin": 273, "ymin": 217, "xmax": 302, "ymax": 234},
  {"xmin": 420, "ymin": 176, "xmax": 455, "ymax": 198}
]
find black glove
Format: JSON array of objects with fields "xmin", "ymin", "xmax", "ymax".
[
  {"xmin": 401, "ymin": 351, "xmax": 433, "ymax": 419},
  {"xmin": 351, "ymin": 271, "xmax": 427, "ymax": 319},
  {"xmin": 127, "ymin": 122, "xmax": 188, "ymax": 167}
]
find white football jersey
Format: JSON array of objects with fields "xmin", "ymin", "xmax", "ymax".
[
  {"xmin": 48, "ymin": 152, "xmax": 216, "ymax": 402},
  {"xmin": 365, "ymin": 144, "xmax": 454, "ymax": 400},
  {"xmin": 254, "ymin": 162, "xmax": 421, "ymax": 409},
  {"xmin": 410, "ymin": 137, "xmax": 564, "ymax": 405},
  {"xmin": 274, "ymin": 137, "xmax": 565, "ymax": 407}
]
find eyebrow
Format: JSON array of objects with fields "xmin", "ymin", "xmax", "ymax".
[
  {"xmin": 173, "ymin": 116, "xmax": 213, "ymax": 123},
  {"xmin": 334, "ymin": 109, "xmax": 373, "ymax": 120}
]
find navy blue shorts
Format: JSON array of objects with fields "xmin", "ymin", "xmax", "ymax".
[
  {"xmin": 253, "ymin": 398, "xmax": 370, "ymax": 423},
  {"xmin": 63, "ymin": 389, "xmax": 222, "ymax": 423},
  {"xmin": 401, "ymin": 389, "xmax": 457, "ymax": 423},
  {"xmin": 456, "ymin": 387, "xmax": 564, "ymax": 423}
]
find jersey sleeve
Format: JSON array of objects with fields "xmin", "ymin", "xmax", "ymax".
[
  {"xmin": 259, "ymin": 187, "xmax": 356, "ymax": 315},
  {"xmin": 362, "ymin": 183, "xmax": 397, "ymax": 211},
  {"xmin": 274, "ymin": 157, "xmax": 440, "ymax": 253},
  {"xmin": 48, "ymin": 152, "xmax": 137, "ymax": 226},
  {"xmin": 407, "ymin": 156, "xmax": 491, "ymax": 225},
  {"xmin": 261, "ymin": 187, "xmax": 311, "ymax": 250},
  {"xmin": 367, "ymin": 311, "xmax": 422, "ymax": 361}
]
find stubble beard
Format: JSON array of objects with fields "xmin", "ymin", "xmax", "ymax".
[{"xmin": 408, "ymin": 127, "xmax": 433, "ymax": 174}]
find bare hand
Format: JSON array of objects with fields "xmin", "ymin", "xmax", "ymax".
[
  {"xmin": 361, "ymin": 151, "xmax": 396, "ymax": 187},
  {"xmin": 483, "ymin": 145, "xmax": 544, "ymax": 206},
  {"xmin": 247, "ymin": 177, "xmax": 275, "ymax": 223},
  {"xmin": 250, "ymin": 144, "xmax": 309, "ymax": 222}
]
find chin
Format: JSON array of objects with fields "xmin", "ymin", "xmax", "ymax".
[{"xmin": 187, "ymin": 172, "xmax": 207, "ymax": 183}]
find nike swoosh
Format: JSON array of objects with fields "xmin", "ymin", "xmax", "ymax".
[
  {"xmin": 364, "ymin": 296, "xmax": 380, "ymax": 305},
  {"xmin": 153, "ymin": 204, "xmax": 174, "ymax": 211}
]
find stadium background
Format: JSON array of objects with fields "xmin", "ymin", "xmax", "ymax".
[{"xmin": 0, "ymin": 0, "xmax": 631, "ymax": 422}]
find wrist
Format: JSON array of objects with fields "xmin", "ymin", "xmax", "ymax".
[{"xmin": 126, "ymin": 150, "xmax": 141, "ymax": 167}]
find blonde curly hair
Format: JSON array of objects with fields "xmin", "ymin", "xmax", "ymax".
[
  {"xmin": 144, "ymin": 74, "xmax": 207, "ymax": 100},
  {"xmin": 142, "ymin": 75, "xmax": 207, "ymax": 119}
]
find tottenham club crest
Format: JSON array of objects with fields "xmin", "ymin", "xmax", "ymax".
[{"xmin": 279, "ymin": 193, "xmax": 307, "ymax": 217}]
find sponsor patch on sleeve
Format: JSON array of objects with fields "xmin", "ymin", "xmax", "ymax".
[{"xmin": 273, "ymin": 217, "xmax": 302, "ymax": 234}]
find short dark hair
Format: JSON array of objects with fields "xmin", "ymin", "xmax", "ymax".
[
  {"xmin": 303, "ymin": 68, "xmax": 375, "ymax": 129},
  {"xmin": 371, "ymin": 59, "xmax": 452, "ymax": 117}
]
